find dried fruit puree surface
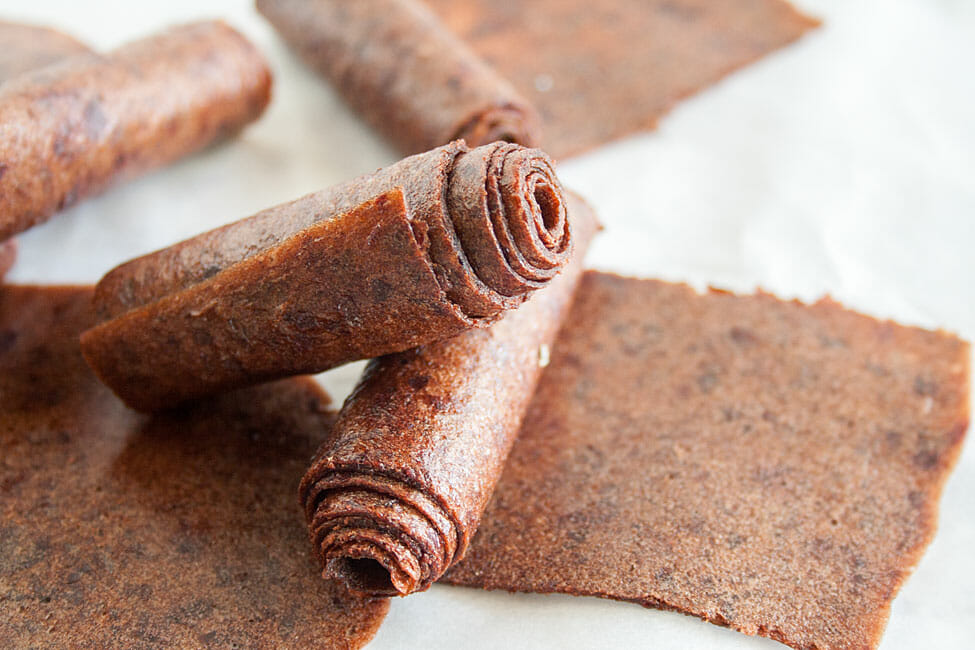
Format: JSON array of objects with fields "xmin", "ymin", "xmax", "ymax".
[
  {"xmin": 446, "ymin": 272, "xmax": 970, "ymax": 650},
  {"xmin": 0, "ymin": 286, "xmax": 388, "ymax": 649},
  {"xmin": 428, "ymin": 0, "xmax": 819, "ymax": 158}
]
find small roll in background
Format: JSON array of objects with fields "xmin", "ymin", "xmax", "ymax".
[
  {"xmin": 0, "ymin": 20, "xmax": 272, "ymax": 241},
  {"xmin": 299, "ymin": 196, "xmax": 599, "ymax": 596},
  {"xmin": 81, "ymin": 141, "xmax": 572, "ymax": 412},
  {"xmin": 257, "ymin": 0, "xmax": 540, "ymax": 155}
]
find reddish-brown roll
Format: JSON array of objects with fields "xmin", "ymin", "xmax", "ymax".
[
  {"xmin": 0, "ymin": 20, "xmax": 91, "ymax": 83},
  {"xmin": 298, "ymin": 195, "xmax": 598, "ymax": 596},
  {"xmin": 81, "ymin": 141, "xmax": 572, "ymax": 412},
  {"xmin": 256, "ymin": 0, "xmax": 540, "ymax": 155},
  {"xmin": 0, "ymin": 20, "xmax": 271, "ymax": 241}
]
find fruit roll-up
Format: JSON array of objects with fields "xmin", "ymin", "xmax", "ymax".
[
  {"xmin": 81, "ymin": 141, "xmax": 572, "ymax": 412},
  {"xmin": 0, "ymin": 20, "xmax": 272, "ymax": 240},
  {"xmin": 257, "ymin": 0, "xmax": 540, "ymax": 155},
  {"xmin": 298, "ymin": 195, "xmax": 599, "ymax": 596}
]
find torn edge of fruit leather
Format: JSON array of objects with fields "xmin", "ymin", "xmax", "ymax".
[
  {"xmin": 81, "ymin": 141, "xmax": 572, "ymax": 412},
  {"xmin": 259, "ymin": 0, "xmax": 818, "ymax": 159},
  {"xmin": 0, "ymin": 20, "xmax": 271, "ymax": 241},
  {"xmin": 257, "ymin": 0, "xmax": 541, "ymax": 156},
  {"xmin": 299, "ymin": 193, "xmax": 600, "ymax": 596},
  {"xmin": 0, "ymin": 285, "xmax": 388, "ymax": 649},
  {"xmin": 444, "ymin": 273, "xmax": 970, "ymax": 650}
]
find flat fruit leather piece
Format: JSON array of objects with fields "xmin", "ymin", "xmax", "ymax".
[
  {"xmin": 299, "ymin": 196, "xmax": 599, "ymax": 596},
  {"xmin": 428, "ymin": 0, "xmax": 819, "ymax": 158},
  {"xmin": 257, "ymin": 0, "xmax": 540, "ymax": 155},
  {"xmin": 0, "ymin": 21, "xmax": 91, "ymax": 83},
  {"xmin": 446, "ymin": 273, "xmax": 970, "ymax": 650},
  {"xmin": 258, "ymin": 0, "xmax": 815, "ymax": 159},
  {"xmin": 0, "ymin": 286, "xmax": 388, "ymax": 649},
  {"xmin": 0, "ymin": 20, "xmax": 271, "ymax": 241},
  {"xmin": 81, "ymin": 141, "xmax": 571, "ymax": 412}
]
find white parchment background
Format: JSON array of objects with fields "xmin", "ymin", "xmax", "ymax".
[{"xmin": 3, "ymin": 1, "xmax": 973, "ymax": 648}]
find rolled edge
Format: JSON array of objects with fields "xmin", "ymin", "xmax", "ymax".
[
  {"xmin": 435, "ymin": 142, "xmax": 572, "ymax": 319},
  {"xmin": 300, "ymin": 469, "xmax": 460, "ymax": 596},
  {"xmin": 450, "ymin": 102, "xmax": 542, "ymax": 150}
]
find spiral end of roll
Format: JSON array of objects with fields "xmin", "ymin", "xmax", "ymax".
[
  {"xmin": 300, "ymin": 471, "xmax": 460, "ymax": 597},
  {"xmin": 442, "ymin": 142, "xmax": 572, "ymax": 318},
  {"xmin": 452, "ymin": 104, "xmax": 542, "ymax": 150}
]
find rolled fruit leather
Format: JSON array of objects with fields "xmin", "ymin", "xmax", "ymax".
[
  {"xmin": 298, "ymin": 194, "xmax": 599, "ymax": 596},
  {"xmin": 81, "ymin": 141, "xmax": 572, "ymax": 412},
  {"xmin": 0, "ymin": 20, "xmax": 272, "ymax": 241},
  {"xmin": 0, "ymin": 21, "xmax": 92, "ymax": 274},
  {"xmin": 256, "ymin": 0, "xmax": 540, "ymax": 155}
]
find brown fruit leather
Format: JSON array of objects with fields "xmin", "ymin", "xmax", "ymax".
[
  {"xmin": 299, "ymin": 196, "xmax": 599, "ymax": 596},
  {"xmin": 81, "ymin": 141, "xmax": 572, "ymax": 412},
  {"xmin": 0, "ymin": 286, "xmax": 388, "ymax": 649},
  {"xmin": 0, "ymin": 20, "xmax": 272, "ymax": 240},
  {"xmin": 257, "ymin": 0, "xmax": 540, "ymax": 155}
]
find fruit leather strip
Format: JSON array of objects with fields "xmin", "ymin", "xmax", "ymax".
[
  {"xmin": 0, "ymin": 20, "xmax": 271, "ymax": 241},
  {"xmin": 426, "ymin": 0, "xmax": 819, "ymax": 159},
  {"xmin": 299, "ymin": 196, "xmax": 599, "ymax": 597},
  {"xmin": 81, "ymin": 142, "xmax": 570, "ymax": 412},
  {"xmin": 257, "ymin": 0, "xmax": 540, "ymax": 155},
  {"xmin": 0, "ymin": 286, "xmax": 388, "ymax": 649},
  {"xmin": 0, "ymin": 21, "xmax": 91, "ymax": 83},
  {"xmin": 445, "ymin": 273, "xmax": 970, "ymax": 650},
  {"xmin": 0, "ymin": 239, "xmax": 14, "ymax": 279},
  {"xmin": 0, "ymin": 23, "xmax": 90, "ymax": 275}
]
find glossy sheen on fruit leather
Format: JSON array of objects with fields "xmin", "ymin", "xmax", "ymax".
[
  {"xmin": 0, "ymin": 21, "xmax": 91, "ymax": 83},
  {"xmin": 0, "ymin": 240, "xmax": 14, "ymax": 280},
  {"xmin": 299, "ymin": 197, "xmax": 599, "ymax": 597},
  {"xmin": 0, "ymin": 20, "xmax": 271, "ymax": 241},
  {"xmin": 426, "ymin": 0, "xmax": 819, "ymax": 159},
  {"xmin": 257, "ymin": 0, "xmax": 540, "ymax": 156},
  {"xmin": 83, "ymin": 142, "xmax": 571, "ymax": 412},
  {"xmin": 0, "ymin": 286, "xmax": 389, "ymax": 649},
  {"xmin": 445, "ymin": 273, "xmax": 970, "ymax": 650}
]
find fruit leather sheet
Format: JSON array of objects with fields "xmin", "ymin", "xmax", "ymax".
[
  {"xmin": 0, "ymin": 285, "xmax": 388, "ymax": 649},
  {"xmin": 444, "ymin": 273, "xmax": 970, "ymax": 650}
]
